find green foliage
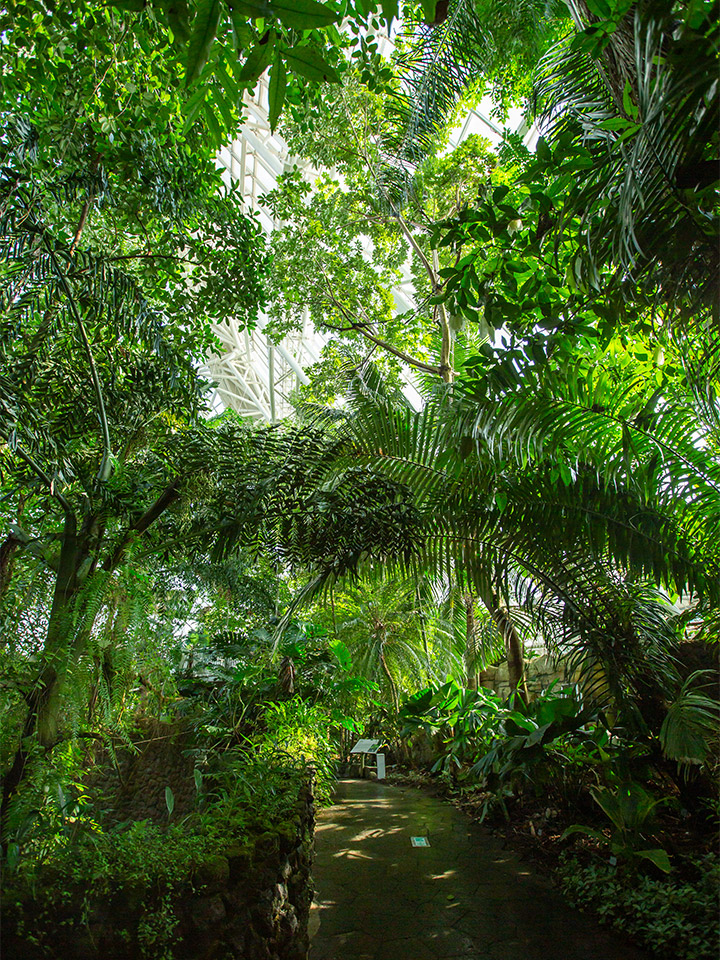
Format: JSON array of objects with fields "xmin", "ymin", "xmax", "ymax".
[
  {"xmin": 400, "ymin": 677, "xmax": 600, "ymax": 808},
  {"xmin": 558, "ymin": 852, "xmax": 720, "ymax": 960},
  {"xmin": 660, "ymin": 671, "xmax": 720, "ymax": 768},
  {"xmin": 563, "ymin": 782, "xmax": 671, "ymax": 873},
  {"xmin": 254, "ymin": 697, "xmax": 338, "ymax": 800}
]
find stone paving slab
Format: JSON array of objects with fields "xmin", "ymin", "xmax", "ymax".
[{"xmin": 309, "ymin": 778, "xmax": 650, "ymax": 960}]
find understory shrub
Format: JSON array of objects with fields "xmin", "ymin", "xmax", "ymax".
[
  {"xmin": 2, "ymin": 713, "xmax": 334, "ymax": 959},
  {"xmin": 557, "ymin": 852, "xmax": 720, "ymax": 960}
]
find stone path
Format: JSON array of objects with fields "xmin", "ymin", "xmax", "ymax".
[{"xmin": 308, "ymin": 778, "xmax": 650, "ymax": 960}]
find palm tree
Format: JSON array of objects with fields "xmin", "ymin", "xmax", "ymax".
[
  {"xmin": 534, "ymin": 0, "xmax": 719, "ymax": 316},
  {"xmin": 329, "ymin": 578, "xmax": 456, "ymax": 711},
  {"xmin": 327, "ymin": 362, "xmax": 717, "ymax": 714}
]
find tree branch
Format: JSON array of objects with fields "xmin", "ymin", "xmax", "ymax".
[
  {"xmin": 69, "ymin": 199, "xmax": 92, "ymax": 257},
  {"xmin": 319, "ymin": 271, "xmax": 443, "ymax": 377},
  {"xmin": 45, "ymin": 244, "xmax": 113, "ymax": 484},
  {"xmin": 104, "ymin": 478, "xmax": 183, "ymax": 572},
  {"xmin": 395, "ymin": 212, "xmax": 437, "ymax": 287}
]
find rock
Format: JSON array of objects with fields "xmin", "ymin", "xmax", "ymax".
[
  {"xmin": 196, "ymin": 856, "xmax": 230, "ymax": 887},
  {"xmin": 191, "ymin": 894, "xmax": 226, "ymax": 930}
]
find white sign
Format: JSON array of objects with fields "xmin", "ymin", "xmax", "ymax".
[
  {"xmin": 411, "ymin": 837, "xmax": 430, "ymax": 847},
  {"xmin": 350, "ymin": 739, "xmax": 381, "ymax": 754}
]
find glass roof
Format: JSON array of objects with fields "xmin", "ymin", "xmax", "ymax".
[{"xmin": 207, "ymin": 72, "xmax": 535, "ymax": 422}]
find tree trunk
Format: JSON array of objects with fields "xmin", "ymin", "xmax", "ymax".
[
  {"xmin": 477, "ymin": 585, "xmax": 528, "ymax": 704},
  {"xmin": 464, "ymin": 593, "xmax": 478, "ymax": 690},
  {"xmin": 1, "ymin": 513, "xmax": 82, "ymax": 842},
  {"xmin": 0, "ymin": 533, "xmax": 20, "ymax": 605},
  {"xmin": 35, "ymin": 512, "xmax": 86, "ymax": 746},
  {"xmin": 432, "ymin": 248, "xmax": 454, "ymax": 383},
  {"xmin": 416, "ymin": 584, "xmax": 430, "ymax": 679},
  {"xmin": 379, "ymin": 638, "xmax": 399, "ymax": 713}
]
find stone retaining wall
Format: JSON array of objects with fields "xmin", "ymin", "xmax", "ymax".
[
  {"xmin": 478, "ymin": 653, "xmax": 575, "ymax": 700},
  {"xmin": 2, "ymin": 767, "xmax": 316, "ymax": 960}
]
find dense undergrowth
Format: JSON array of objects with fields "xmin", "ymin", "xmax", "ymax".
[
  {"xmin": 2, "ymin": 688, "xmax": 339, "ymax": 959},
  {"xmin": 558, "ymin": 852, "xmax": 720, "ymax": 960},
  {"xmin": 387, "ymin": 675, "xmax": 720, "ymax": 960}
]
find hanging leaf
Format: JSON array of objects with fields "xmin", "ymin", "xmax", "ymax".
[
  {"xmin": 185, "ymin": 0, "xmax": 221, "ymax": 87},
  {"xmin": 211, "ymin": 82, "xmax": 235, "ymax": 132},
  {"xmin": 165, "ymin": 785, "xmax": 175, "ymax": 817},
  {"xmin": 238, "ymin": 32, "xmax": 276, "ymax": 83},
  {"xmin": 536, "ymin": 137, "xmax": 552, "ymax": 163},
  {"xmin": 165, "ymin": 0, "xmax": 191, "ymax": 42},
  {"xmin": 283, "ymin": 45, "xmax": 340, "ymax": 83},
  {"xmin": 182, "ymin": 84, "xmax": 208, "ymax": 130},
  {"xmin": 381, "ymin": 0, "xmax": 398, "ymax": 26},
  {"xmin": 194, "ymin": 768, "xmax": 203, "ymax": 792},
  {"xmin": 637, "ymin": 848, "xmax": 671, "ymax": 873},
  {"xmin": 202, "ymin": 100, "xmax": 223, "ymax": 145},
  {"xmin": 268, "ymin": 54, "xmax": 286, "ymax": 131},
  {"xmin": 231, "ymin": 0, "xmax": 339, "ymax": 29},
  {"xmin": 230, "ymin": 8, "xmax": 255, "ymax": 50}
]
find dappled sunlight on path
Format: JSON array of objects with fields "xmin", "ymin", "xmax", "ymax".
[{"xmin": 309, "ymin": 779, "xmax": 650, "ymax": 960}]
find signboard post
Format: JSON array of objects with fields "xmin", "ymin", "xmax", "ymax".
[{"xmin": 349, "ymin": 739, "xmax": 386, "ymax": 779}]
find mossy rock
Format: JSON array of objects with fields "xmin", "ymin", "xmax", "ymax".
[{"xmin": 195, "ymin": 855, "xmax": 230, "ymax": 886}]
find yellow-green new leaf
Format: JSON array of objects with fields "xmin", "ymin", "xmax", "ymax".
[
  {"xmin": 283, "ymin": 45, "xmax": 340, "ymax": 83},
  {"xmin": 185, "ymin": 0, "xmax": 221, "ymax": 87},
  {"xmin": 268, "ymin": 54, "xmax": 286, "ymax": 132}
]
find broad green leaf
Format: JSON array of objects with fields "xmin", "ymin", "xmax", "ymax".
[
  {"xmin": 110, "ymin": 0, "xmax": 145, "ymax": 10},
  {"xmin": 166, "ymin": 0, "xmax": 191, "ymax": 43},
  {"xmin": 238, "ymin": 33, "xmax": 276, "ymax": 83},
  {"xmin": 194, "ymin": 768, "xmax": 203, "ymax": 792},
  {"xmin": 585, "ymin": 0, "xmax": 611, "ymax": 16},
  {"xmin": 420, "ymin": 0, "xmax": 438, "ymax": 20},
  {"xmin": 211, "ymin": 83, "xmax": 234, "ymax": 132},
  {"xmin": 269, "ymin": 0, "xmax": 339, "ymax": 29},
  {"xmin": 165, "ymin": 785, "xmax": 175, "ymax": 816},
  {"xmin": 330, "ymin": 639, "xmax": 352, "ymax": 671},
  {"xmin": 283, "ymin": 45, "xmax": 340, "ymax": 83},
  {"xmin": 185, "ymin": 0, "xmax": 221, "ymax": 87},
  {"xmin": 561, "ymin": 824, "xmax": 605, "ymax": 841},
  {"xmin": 493, "ymin": 184, "xmax": 510, "ymax": 204},
  {"xmin": 622, "ymin": 79, "xmax": 639, "ymax": 120},
  {"xmin": 637, "ymin": 848, "xmax": 671, "ymax": 873},
  {"xmin": 231, "ymin": 0, "xmax": 338, "ymax": 29},
  {"xmin": 182, "ymin": 84, "xmax": 207, "ymax": 129},
  {"xmin": 202, "ymin": 99, "xmax": 223, "ymax": 145},
  {"xmin": 536, "ymin": 137, "xmax": 552, "ymax": 163},
  {"xmin": 216, "ymin": 61, "xmax": 240, "ymax": 105},
  {"xmin": 230, "ymin": 9, "xmax": 255, "ymax": 50},
  {"xmin": 268, "ymin": 54, "xmax": 286, "ymax": 131},
  {"xmin": 381, "ymin": 0, "xmax": 398, "ymax": 26}
]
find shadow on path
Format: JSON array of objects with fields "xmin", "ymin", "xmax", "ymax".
[{"xmin": 309, "ymin": 778, "xmax": 650, "ymax": 960}]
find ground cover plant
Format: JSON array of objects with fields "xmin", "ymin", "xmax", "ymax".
[{"xmin": 1, "ymin": 0, "xmax": 718, "ymax": 958}]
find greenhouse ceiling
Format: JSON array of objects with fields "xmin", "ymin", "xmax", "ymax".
[{"xmin": 208, "ymin": 48, "xmax": 534, "ymax": 422}]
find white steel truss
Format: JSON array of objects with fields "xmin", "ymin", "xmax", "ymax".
[
  {"xmin": 207, "ymin": 73, "xmax": 533, "ymax": 423},
  {"xmin": 206, "ymin": 77, "xmax": 325, "ymax": 422}
]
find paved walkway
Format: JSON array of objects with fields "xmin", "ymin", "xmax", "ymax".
[{"xmin": 309, "ymin": 779, "xmax": 649, "ymax": 960}]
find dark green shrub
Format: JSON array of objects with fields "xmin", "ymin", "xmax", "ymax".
[{"xmin": 558, "ymin": 852, "xmax": 720, "ymax": 960}]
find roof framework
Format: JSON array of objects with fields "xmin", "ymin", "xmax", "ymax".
[{"xmin": 207, "ymin": 75, "xmax": 530, "ymax": 422}]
